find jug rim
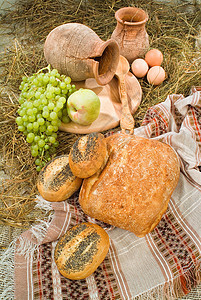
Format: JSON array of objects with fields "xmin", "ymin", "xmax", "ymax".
[{"xmin": 115, "ymin": 7, "xmax": 149, "ymax": 26}]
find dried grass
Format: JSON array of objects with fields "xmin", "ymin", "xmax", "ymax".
[{"xmin": 0, "ymin": 0, "xmax": 201, "ymax": 232}]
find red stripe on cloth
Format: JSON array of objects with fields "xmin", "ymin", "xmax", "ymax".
[
  {"xmin": 190, "ymin": 106, "xmax": 201, "ymax": 142},
  {"xmin": 154, "ymin": 227, "xmax": 184, "ymax": 276},
  {"xmin": 152, "ymin": 107, "xmax": 169, "ymax": 128},
  {"xmin": 169, "ymin": 198, "xmax": 201, "ymax": 251},
  {"xmin": 37, "ymin": 247, "xmax": 43, "ymax": 300},
  {"xmin": 102, "ymin": 260, "xmax": 115, "ymax": 300},
  {"xmin": 164, "ymin": 214, "xmax": 197, "ymax": 265},
  {"xmin": 154, "ymin": 226, "xmax": 191, "ymax": 294},
  {"xmin": 74, "ymin": 205, "xmax": 79, "ymax": 224},
  {"xmin": 153, "ymin": 117, "xmax": 159, "ymax": 136}
]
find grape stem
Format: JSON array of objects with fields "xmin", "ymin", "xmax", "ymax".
[{"xmin": 36, "ymin": 64, "xmax": 51, "ymax": 74}]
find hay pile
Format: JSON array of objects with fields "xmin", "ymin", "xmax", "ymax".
[{"xmin": 0, "ymin": 0, "xmax": 201, "ymax": 235}]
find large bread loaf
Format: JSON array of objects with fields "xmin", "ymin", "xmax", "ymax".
[{"xmin": 79, "ymin": 133, "xmax": 180, "ymax": 237}]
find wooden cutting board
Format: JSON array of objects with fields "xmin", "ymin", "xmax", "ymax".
[{"xmin": 59, "ymin": 71, "xmax": 142, "ymax": 134}]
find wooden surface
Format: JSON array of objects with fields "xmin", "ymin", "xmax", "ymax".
[
  {"xmin": 59, "ymin": 72, "xmax": 142, "ymax": 134},
  {"xmin": 115, "ymin": 55, "xmax": 135, "ymax": 134}
]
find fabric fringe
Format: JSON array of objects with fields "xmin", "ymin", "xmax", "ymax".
[
  {"xmin": 16, "ymin": 211, "xmax": 53, "ymax": 258},
  {"xmin": 133, "ymin": 264, "xmax": 201, "ymax": 300},
  {"xmin": 35, "ymin": 194, "xmax": 54, "ymax": 213},
  {"xmin": 0, "ymin": 196, "xmax": 54, "ymax": 300},
  {"xmin": 0, "ymin": 241, "xmax": 15, "ymax": 300}
]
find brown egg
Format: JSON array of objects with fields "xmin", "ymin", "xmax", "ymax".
[
  {"xmin": 131, "ymin": 58, "xmax": 149, "ymax": 78},
  {"xmin": 145, "ymin": 49, "xmax": 163, "ymax": 67},
  {"xmin": 147, "ymin": 66, "xmax": 166, "ymax": 85}
]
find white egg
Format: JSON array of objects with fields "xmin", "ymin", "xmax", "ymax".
[
  {"xmin": 147, "ymin": 66, "xmax": 166, "ymax": 85},
  {"xmin": 131, "ymin": 58, "xmax": 149, "ymax": 78}
]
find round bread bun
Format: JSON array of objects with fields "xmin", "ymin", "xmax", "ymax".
[
  {"xmin": 69, "ymin": 133, "xmax": 108, "ymax": 178},
  {"xmin": 37, "ymin": 155, "xmax": 82, "ymax": 202},
  {"xmin": 54, "ymin": 222, "xmax": 110, "ymax": 280}
]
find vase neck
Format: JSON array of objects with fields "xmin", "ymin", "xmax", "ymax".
[{"xmin": 116, "ymin": 21, "xmax": 146, "ymax": 32}]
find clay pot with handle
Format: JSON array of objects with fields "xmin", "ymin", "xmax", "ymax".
[
  {"xmin": 44, "ymin": 23, "xmax": 120, "ymax": 86},
  {"xmin": 111, "ymin": 7, "xmax": 149, "ymax": 63}
]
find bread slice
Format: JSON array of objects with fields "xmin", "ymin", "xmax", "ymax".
[{"xmin": 79, "ymin": 133, "xmax": 180, "ymax": 237}]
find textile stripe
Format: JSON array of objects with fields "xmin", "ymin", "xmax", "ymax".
[
  {"xmin": 56, "ymin": 203, "xmax": 71, "ymax": 240},
  {"xmin": 145, "ymin": 233, "xmax": 173, "ymax": 283},
  {"xmin": 37, "ymin": 249, "xmax": 43, "ymax": 299},
  {"xmin": 93, "ymin": 261, "xmax": 117, "ymax": 300},
  {"xmin": 86, "ymin": 274, "xmax": 99, "ymax": 300},
  {"xmin": 169, "ymin": 198, "xmax": 201, "ymax": 253},
  {"xmin": 151, "ymin": 205, "xmax": 200, "ymax": 294},
  {"xmin": 107, "ymin": 240, "xmax": 132, "ymax": 299},
  {"xmin": 190, "ymin": 106, "xmax": 201, "ymax": 142},
  {"xmin": 152, "ymin": 106, "xmax": 169, "ymax": 127},
  {"xmin": 27, "ymin": 253, "xmax": 34, "ymax": 300},
  {"xmin": 60, "ymin": 275, "xmax": 88, "ymax": 299},
  {"xmin": 40, "ymin": 243, "xmax": 54, "ymax": 299},
  {"xmin": 51, "ymin": 241, "xmax": 62, "ymax": 300},
  {"xmin": 142, "ymin": 105, "xmax": 169, "ymax": 138}
]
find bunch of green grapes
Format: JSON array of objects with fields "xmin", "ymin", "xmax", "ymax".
[{"xmin": 16, "ymin": 65, "xmax": 76, "ymax": 171}]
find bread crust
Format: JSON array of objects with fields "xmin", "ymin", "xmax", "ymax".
[
  {"xmin": 79, "ymin": 133, "xmax": 180, "ymax": 237},
  {"xmin": 54, "ymin": 222, "xmax": 110, "ymax": 280},
  {"xmin": 69, "ymin": 133, "xmax": 108, "ymax": 178},
  {"xmin": 37, "ymin": 155, "xmax": 82, "ymax": 202}
]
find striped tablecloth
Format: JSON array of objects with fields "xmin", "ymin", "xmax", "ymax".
[{"xmin": 1, "ymin": 87, "xmax": 200, "ymax": 299}]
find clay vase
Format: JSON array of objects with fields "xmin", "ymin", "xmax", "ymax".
[
  {"xmin": 44, "ymin": 23, "xmax": 120, "ymax": 86},
  {"xmin": 111, "ymin": 7, "xmax": 149, "ymax": 64}
]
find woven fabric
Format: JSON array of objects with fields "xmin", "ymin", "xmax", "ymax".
[{"xmin": 14, "ymin": 87, "xmax": 201, "ymax": 300}]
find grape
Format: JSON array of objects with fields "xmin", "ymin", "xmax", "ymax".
[
  {"xmin": 38, "ymin": 139, "xmax": 45, "ymax": 148},
  {"xmin": 64, "ymin": 77, "xmax": 71, "ymax": 84},
  {"xmin": 35, "ymin": 159, "xmax": 41, "ymax": 166},
  {"xmin": 47, "ymin": 125, "xmax": 54, "ymax": 132},
  {"xmin": 62, "ymin": 115, "xmax": 70, "ymax": 124},
  {"xmin": 38, "ymin": 118, "xmax": 45, "ymax": 125},
  {"xmin": 16, "ymin": 117, "xmax": 23, "ymax": 125},
  {"xmin": 29, "ymin": 115, "xmax": 36, "ymax": 122},
  {"xmin": 26, "ymin": 133, "xmax": 35, "ymax": 143},
  {"xmin": 36, "ymin": 166, "xmax": 42, "ymax": 172},
  {"xmin": 56, "ymin": 102, "xmax": 63, "ymax": 109},
  {"xmin": 27, "ymin": 102, "xmax": 33, "ymax": 109},
  {"xmin": 34, "ymin": 136, "xmax": 40, "ymax": 143},
  {"xmin": 50, "ymin": 112, "xmax": 57, "ymax": 120},
  {"xmin": 18, "ymin": 125, "xmax": 25, "ymax": 132},
  {"xmin": 33, "ymin": 122, "xmax": 39, "ymax": 130},
  {"xmin": 22, "ymin": 115, "xmax": 28, "ymax": 121},
  {"xmin": 32, "ymin": 150, "xmax": 38, "ymax": 157},
  {"xmin": 42, "ymin": 111, "xmax": 49, "ymax": 118},
  {"xmin": 27, "ymin": 123, "xmax": 33, "ymax": 131},
  {"xmin": 48, "ymin": 103, "xmax": 55, "ymax": 110},
  {"xmin": 16, "ymin": 64, "xmax": 76, "ymax": 171},
  {"xmin": 49, "ymin": 136, "xmax": 56, "ymax": 144},
  {"xmin": 27, "ymin": 108, "xmax": 33, "ymax": 116}
]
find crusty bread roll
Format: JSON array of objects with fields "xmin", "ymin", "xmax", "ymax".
[
  {"xmin": 37, "ymin": 155, "xmax": 82, "ymax": 202},
  {"xmin": 54, "ymin": 222, "xmax": 110, "ymax": 280},
  {"xmin": 69, "ymin": 133, "xmax": 108, "ymax": 178},
  {"xmin": 79, "ymin": 133, "xmax": 180, "ymax": 237}
]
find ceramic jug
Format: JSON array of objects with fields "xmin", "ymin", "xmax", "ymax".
[
  {"xmin": 111, "ymin": 7, "xmax": 149, "ymax": 63},
  {"xmin": 44, "ymin": 23, "xmax": 120, "ymax": 86}
]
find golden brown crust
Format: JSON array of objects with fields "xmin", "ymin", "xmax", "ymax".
[
  {"xmin": 37, "ymin": 155, "xmax": 82, "ymax": 202},
  {"xmin": 54, "ymin": 222, "xmax": 110, "ymax": 280},
  {"xmin": 69, "ymin": 133, "xmax": 108, "ymax": 178},
  {"xmin": 79, "ymin": 133, "xmax": 180, "ymax": 237}
]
